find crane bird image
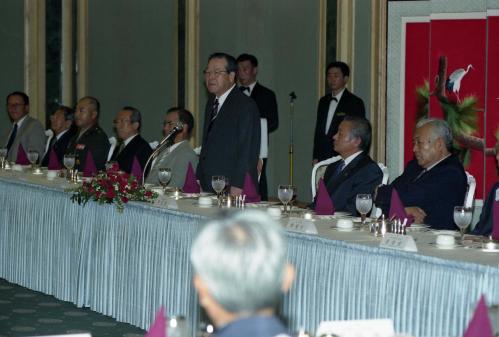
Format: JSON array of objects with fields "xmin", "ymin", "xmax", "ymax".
[{"xmin": 445, "ymin": 64, "xmax": 473, "ymax": 103}]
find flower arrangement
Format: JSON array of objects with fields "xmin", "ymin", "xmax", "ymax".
[{"xmin": 69, "ymin": 170, "xmax": 157, "ymax": 212}]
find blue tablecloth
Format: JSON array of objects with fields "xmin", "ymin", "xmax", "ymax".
[{"xmin": 1, "ymin": 176, "xmax": 499, "ymax": 336}]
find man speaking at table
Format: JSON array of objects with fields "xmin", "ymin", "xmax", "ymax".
[
  {"xmin": 190, "ymin": 210, "xmax": 295, "ymax": 337},
  {"xmin": 197, "ymin": 53, "xmax": 261, "ymax": 195},
  {"xmin": 375, "ymin": 118, "xmax": 467, "ymax": 229}
]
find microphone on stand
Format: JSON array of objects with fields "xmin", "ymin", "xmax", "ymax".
[{"xmin": 142, "ymin": 122, "xmax": 183, "ymax": 184}]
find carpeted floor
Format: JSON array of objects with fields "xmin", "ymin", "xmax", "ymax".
[{"xmin": 0, "ymin": 278, "xmax": 146, "ymax": 337}]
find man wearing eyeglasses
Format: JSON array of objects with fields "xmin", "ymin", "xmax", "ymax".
[
  {"xmin": 4, "ymin": 91, "xmax": 46, "ymax": 163},
  {"xmin": 110, "ymin": 106, "xmax": 152, "ymax": 174},
  {"xmin": 197, "ymin": 52, "xmax": 261, "ymax": 195},
  {"xmin": 146, "ymin": 107, "xmax": 198, "ymax": 187},
  {"xmin": 375, "ymin": 118, "xmax": 467, "ymax": 229}
]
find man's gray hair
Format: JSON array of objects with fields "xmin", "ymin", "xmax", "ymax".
[
  {"xmin": 190, "ymin": 210, "xmax": 288, "ymax": 314},
  {"xmin": 416, "ymin": 118, "xmax": 453, "ymax": 151}
]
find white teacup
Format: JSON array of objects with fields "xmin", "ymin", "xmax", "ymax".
[
  {"xmin": 436, "ymin": 234, "xmax": 455, "ymax": 247},
  {"xmin": 267, "ymin": 207, "xmax": 282, "ymax": 218},
  {"xmin": 46, "ymin": 170, "xmax": 58, "ymax": 180},
  {"xmin": 198, "ymin": 196, "xmax": 213, "ymax": 207},
  {"xmin": 336, "ymin": 218, "xmax": 354, "ymax": 229}
]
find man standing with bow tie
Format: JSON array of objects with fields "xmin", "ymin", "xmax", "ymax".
[
  {"xmin": 4, "ymin": 91, "xmax": 46, "ymax": 163},
  {"xmin": 197, "ymin": 52, "xmax": 261, "ymax": 195},
  {"xmin": 236, "ymin": 53, "xmax": 278, "ymax": 201},
  {"xmin": 41, "ymin": 105, "xmax": 77, "ymax": 167},
  {"xmin": 312, "ymin": 61, "xmax": 365, "ymax": 164}
]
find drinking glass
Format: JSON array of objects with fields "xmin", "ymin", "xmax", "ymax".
[
  {"xmin": 158, "ymin": 168, "xmax": 172, "ymax": 193},
  {"xmin": 356, "ymin": 194, "xmax": 373, "ymax": 224},
  {"xmin": 212, "ymin": 175, "xmax": 226, "ymax": 207},
  {"xmin": 0, "ymin": 148, "xmax": 7, "ymax": 169},
  {"xmin": 27, "ymin": 149, "xmax": 39, "ymax": 167},
  {"xmin": 454, "ymin": 206, "xmax": 473, "ymax": 243},
  {"xmin": 63, "ymin": 153, "xmax": 76, "ymax": 181},
  {"xmin": 278, "ymin": 185, "xmax": 295, "ymax": 214}
]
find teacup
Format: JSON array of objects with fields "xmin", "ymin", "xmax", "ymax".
[
  {"xmin": 267, "ymin": 207, "xmax": 282, "ymax": 218},
  {"xmin": 198, "ymin": 196, "xmax": 213, "ymax": 207},
  {"xmin": 436, "ymin": 234, "xmax": 455, "ymax": 247},
  {"xmin": 336, "ymin": 218, "xmax": 354, "ymax": 229},
  {"xmin": 46, "ymin": 170, "xmax": 58, "ymax": 180}
]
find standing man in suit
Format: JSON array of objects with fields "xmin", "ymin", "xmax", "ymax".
[
  {"xmin": 4, "ymin": 91, "xmax": 46, "ymax": 163},
  {"xmin": 146, "ymin": 107, "xmax": 198, "ymax": 187},
  {"xmin": 313, "ymin": 61, "xmax": 365, "ymax": 164},
  {"xmin": 197, "ymin": 52, "xmax": 261, "ymax": 195},
  {"xmin": 67, "ymin": 96, "xmax": 110, "ymax": 171},
  {"xmin": 236, "ymin": 53, "xmax": 279, "ymax": 201},
  {"xmin": 375, "ymin": 118, "xmax": 467, "ymax": 230},
  {"xmin": 110, "ymin": 106, "xmax": 152, "ymax": 174},
  {"xmin": 41, "ymin": 105, "xmax": 77, "ymax": 167},
  {"xmin": 316, "ymin": 116, "xmax": 382, "ymax": 215}
]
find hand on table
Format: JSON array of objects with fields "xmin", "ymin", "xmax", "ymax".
[{"xmin": 405, "ymin": 206, "xmax": 426, "ymax": 223}]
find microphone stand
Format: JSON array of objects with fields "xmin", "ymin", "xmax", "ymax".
[
  {"xmin": 141, "ymin": 123, "xmax": 183, "ymax": 184},
  {"xmin": 288, "ymin": 92, "xmax": 297, "ymax": 185}
]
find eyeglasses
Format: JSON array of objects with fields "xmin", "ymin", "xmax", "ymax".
[
  {"xmin": 7, "ymin": 103, "xmax": 25, "ymax": 108},
  {"xmin": 203, "ymin": 70, "xmax": 228, "ymax": 77},
  {"xmin": 113, "ymin": 119, "xmax": 132, "ymax": 125},
  {"xmin": 412, "ymin": 139, "xmax": 435, "ymax": 147},
  {"xmin": 163, "ymin": 120, "xmax": 178, "ymax": 127}
]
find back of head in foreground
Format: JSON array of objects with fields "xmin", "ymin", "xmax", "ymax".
[{"xmin": 190, "ymin": 210, "xmax": 295, "ymax": 329}]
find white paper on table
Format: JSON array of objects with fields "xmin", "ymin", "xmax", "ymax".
[
  {"xmin": 153, "ymin": 196, "xmax": 178, "ymax": 210},
  {"xmin": 259, "ymin": 118, "xmax": 268, "ymax": 159},
  {"xmin": 316, "ymin": 319, "xmax": 395, "ymax": 337},
  {"xmin": 285, "ymin": 218, "xmax": 318, "ymax": 235}
]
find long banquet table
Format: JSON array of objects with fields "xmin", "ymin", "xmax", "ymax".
[{"xmin": 1, "ymin": 171, "xmax": 499, "ymax": 337}]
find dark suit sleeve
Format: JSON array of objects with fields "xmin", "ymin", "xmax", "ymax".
[
  {"xmin": 87, "ymin": 133, "xmax": 110, "ymax": 171},
  {"xmin": 266, "ymin": 90, "xmax": 279, "ymax": 133},
  {"xmin": 343, "ymin": 164, "xmax": 383, "ymax": 215},
  {"xmin": 472, "ymin": 183, "xmax": 498, "ymax": 236}
]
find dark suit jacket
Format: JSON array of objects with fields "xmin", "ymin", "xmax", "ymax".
[
  {"xmin": 472, "ymin": 182, "xmax": 498, "ymax": 236},
  {"xmin": 250, "ymin": 82, "xmax": 278, "ymax": 133},
  {"xmin": 313, "ymin": 89, "xmax": 365, "ymax": 161},
  {"xmin": 318, "ymin": 153, "xmax": 382, "ymax": 215},
  {"xmin": 375, "ymin": 155, "xmax": 467, "ymax": 230},
  {"xmin": 67, "ymin": 124, "xmax": 110, "ymax": 171},
  {"xmin": 41, "ymin": 126, "xmax": 77, "ymax": 167},
  {"xmin": 111, "ymin": 134, "xmax": 153, "ymax": 174},
  {"xmin": 197, "ymin": 87, "xmax": 261, "ymax": 192}
]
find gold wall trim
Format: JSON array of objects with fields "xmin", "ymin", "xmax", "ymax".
[
  {"xmin": 185, "ymin": 0, "xmax": 200, "ymax": 146},
  {"xmin": 318, "ymin": 0, "xmax": 327, "ymax": 99},
  {"xmin": 24, "ymin": 0, "xmax": 46, "ymax": 124},
  {"xmin": 370, "ymin": 0, "xmax": 387, "ymax": 162},
  {"xmin": 336, "ymin": 0, "xmax": 355, "ymax": 89},
  {"xmin": 77, "ymin": 0, "xmax": 88, "ymax": 99},
  {"xmin": 62, "ymin": 0, "xmax": 74, "ymax": 106}
]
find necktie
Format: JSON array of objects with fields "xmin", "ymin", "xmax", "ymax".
[
  {"xmin": 211, "ymin": 98, "xmax": 219, "ymax": 120},
  {"xmin": 325, "ymin": 96, "xmax": 339, "ymax": 134},
  {"xmin": 6, "ymin": 123, "xmax": 18, "ymax": 154},
  {"xmin": 333, "ymin": 160, "xmax": 345, "ymax": 178}
]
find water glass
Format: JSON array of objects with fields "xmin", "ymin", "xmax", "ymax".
[
  {"xmin": 211, "ymin": 175, "xmax": 226, "ymax": 207},
  {"xmin": 453, "ymin": 206, "xmax": 473, "ymax": 243},
  {"xmin": 356, "ymin": 194, "xmax": 373, "ymax": 224},
  {"xmin": 158, "ymin": 168, "xmax": 172, "ymax": 193},
  {"xmin": 0, "ymin": 148, "xmax": 7, "ymax": 169},
  {"xmin": 63, "ymin": 153, "xmax": 75, "ymax": 170},
  {"xmin": 278, "ymin": 184, "xmax": 295, "ymax": 214},
  {"xmin": 27, "ymin": 149, "xmax": 39, "ymax": 167}
]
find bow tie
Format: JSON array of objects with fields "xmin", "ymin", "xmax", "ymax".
[
  {"xmin": 331, "ymin": 96, "xmax": 338, "ymax": 102},
  {"xmin": 240, "ymin": 86, "xmax": 250, "ymax": 93}
]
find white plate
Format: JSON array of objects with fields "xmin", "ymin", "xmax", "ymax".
[
  {"xmin": 432, "ymin": 230, "xmax": 459, "ymax": 236},
  {"xmin": 331, "ymin": 227, "xmax": 357, "ymax": 232},
  {"xmin": 429, "ymin": 243, "xmax": 462, "ymax": 250}
]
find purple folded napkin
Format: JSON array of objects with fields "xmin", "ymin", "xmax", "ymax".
[
  {"xmin": 47, "ymin": 148, "xmax": 62, "ymax": 170},
  {"xmin": 145, "ymin": 306, "xmax": 166, "ymax": 337},
  {"xmin": 389, "ymin": 188, "xmax": 414, "ymax": 226},
  {"xmin": 463, "ymin": 295, "xmax": 493, "ymax": 337},
  {"xmin": 315, "ymin": 178, "xmax": 335, "ymax": 215},
  {"xmin": 15, "ymin": 144, "xmax": 30, "ymax": 165},
  {"xmin": 131, "ymin": 156, "xmax": 143, "ymax": 183},
  {"xmin": 83, "ymin": 150, "xmax": 97, "ymax": 177},
  {"xmin": 242, "ymin": 172, "xmax": 261, "ymax": 203},
  {"xmin": 182, "ymin": 162, "xmax": 200, "ymax": 193},
  {"xmin": 492, "ymin": 199, "xmax": 499, "ymax": 241}
]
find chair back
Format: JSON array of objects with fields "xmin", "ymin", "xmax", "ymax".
[
  {"xmin": 372, "ymin": 162, "xmax": 390, "ymax": 218},
  {"xmin": 149, "ymin": 141, "xmax": 159, "ymax": 150},
  {"xmin": 464, "ymin": 171, "xmax": 476, "ymax": 208},
  {"xmin": 107, "ymin": 136, "xmax": 117, "ymax": 162},
  {"xmin": 311, "ymin": 156, "xmax": 342, "ymax": 198}
]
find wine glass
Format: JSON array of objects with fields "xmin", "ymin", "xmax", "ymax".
[
  {"xmin": 0, "ymin": 148, "xmax": 7, "ymax": 169},
  {"xmin": 158, "ymin": 168, "xmax": 172, "ymax": 193},
  {"xmin": 454, "ymin": 206, "xmax": 473, "ymax": 244},
  {"xmin": 211, "ymin": 175, "xmax": 226, "ymax": 207},
  {"xmin": 63, "ymin": 153, "xmax": 76, "ymax": 181},
  {"xmin": 27, "ymin": 149, "xmax": 39, "ymax": 169},
  {"xmin": 278, "ymin": 185, "xmax": 294, "ymax": 214},
  {"xmin": 356, "ymin": 194, "xmax": 373, "ymax": 225}
]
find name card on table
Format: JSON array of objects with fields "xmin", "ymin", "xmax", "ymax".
[
  {"xmin": 284, "ymin": 218, "xmax": 318, "ymax": 235},
  {"xmin": 316, "ymin": 319, "xmax": 395, "ymax": 337},
  {"xmin": 153, "ymin": 196, "xmax": 178, "ymax": 210},
  {"xmin": 380, "ymin": 233, "xmax": 418, "ymax": 252}
]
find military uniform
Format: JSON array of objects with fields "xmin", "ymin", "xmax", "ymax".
[{"xmin": 67, "ymin": 124, "xmax": 110, "ymax": 171}]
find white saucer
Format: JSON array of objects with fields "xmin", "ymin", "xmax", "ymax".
[
  {"xmin": 432, "ymin": 230, "xmax": 459, "ymax": 236},
  {"xmin": 430, "ymin": 243, "xmax": 461, "ymax": 250}
]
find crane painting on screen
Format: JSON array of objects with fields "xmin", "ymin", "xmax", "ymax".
[{"xmin": 445, "ymin": 64, "xmax": 473, "ymax": 103}]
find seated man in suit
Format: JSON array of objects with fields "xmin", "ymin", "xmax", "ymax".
[
  {"xmin": 190, "ymin": 210, "xmax": 295, "ymax": 337},
  {"xmin": 316, "ymin": 116, "xmax": 382, "ymax": 215},
  {"xmin": 111, "ymin": 106, "xmax": 152, "ymax": 174},
  {"xmin": 375, "ymin": 118, "xmax": 467, "ymax": 230},
  {"xmin": 472, "ymin": 141, "xmax": 499, "ymax": 236},
  {"xmin": 146, "ymin": 107, "xmax": 198, "ymax": 187},
  {"xmin": 4, "ymin": 91, "xmax": 46, "ymax": 163},
  {"xmin": 67, "ymin": 96, "xmax": 110, "ymax": 171},
  {"xmin": 41, "ymin": 105, "xmax": 77, "ymax": 167},
  {"xmin": 313, "ymin": 61, "xmax": 365, "ymax": 164}
]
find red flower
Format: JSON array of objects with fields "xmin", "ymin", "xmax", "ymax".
[
  {"xmin": 144, "ymin": 190, "xmax": 152, "ymax": 197},
  {"xmin": 106, "ymin": 188, "xmax": 116, "ymax": 199},
  {"xmin": 121, "ymin": 196, "xmax": 129, "ymax": 203}
]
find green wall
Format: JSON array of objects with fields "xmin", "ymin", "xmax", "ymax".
[
  {"xmin": 0, "ymin": 0, "xmax": 24, "ymax": 144},
  {"xmin": 87, "ymin": 0, "xmax": 177, "ymax": 142}
]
